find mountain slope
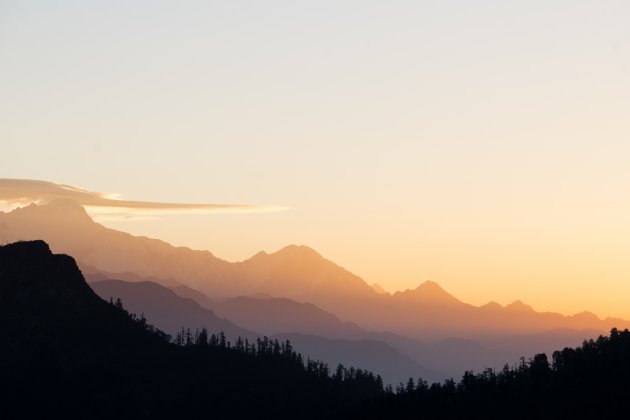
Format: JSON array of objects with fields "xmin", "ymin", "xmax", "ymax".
[
  {"xmin": 212, "ymin": 295, "xmax": 366, "ymax": 338},
  {"xmin": 0, "ymin": 201, "xmax": 379, "ymax": 310},
  {"xmin": 91, "ymin": 279, "xmax": 257, "ymax": 341},
  {"xmin": 275, "ymin": 333, "xmax": 446, "ymax": 385},
  {"xmin": 0, "ymin": 241, "xmax": 383, "ymax": 418},
  {"xmin": 90, "ymin": 278, "xmax": 447, "ymax": 384},
  {"xmin": 2, "ymin": 201, "xmax": 628, "ymax": 340}
]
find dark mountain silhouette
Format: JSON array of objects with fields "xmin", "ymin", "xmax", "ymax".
[
  {"xmin": 1, "ymin": 200, "xmax": 628, "ymax": 341},
  {"xmin": 91, "ymin": 279, "xmax": 257, "ymax": 341},
  {"xmin": 0, "ymin": 241, "xmax": 385, "ymax": 418}
]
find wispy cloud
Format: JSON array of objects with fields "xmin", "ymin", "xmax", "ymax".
[{"xmin": 0, "ymin": 179, "xmax": 282, "ymax": 219}]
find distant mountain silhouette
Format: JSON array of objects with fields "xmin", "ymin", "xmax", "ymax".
[
  {"xmin": 212, "ymin": 295, "xmax": 366, "ymax": 338},
  {"xmin": 90, "ymin": 279, "xmax": 446, "ymax": 384},
  {"xmin": 81, "ymin": 262, "xmax": 181, "ymax": 287},
  {"xmin": 274, "ymin": 333, "xmax": 445, "ymax": 385},
  {"xmin": 0, "ymin": 241, "xmax": 385, "ymax": 418},
  {"xmin": 91, "ymin": 279, "xmax": 257, "ymax": 341},
  {"xmin": 2, "ymin": 201, "xmax": 628, "ymax": 341},
  {"xmin": 0, "ymin": 201, "xmax": 378, "ymax": 309},
  {"xmin": 105, "ymin": 280, "xmax": 590, "ymax": 382},
  {"xmin": 370, "ymin": 283, "xmax": 389, "ymax": 295},
  {"xmin": 171, "ymin": 284, "xmax": 216, "ymax": 308},
  {"xmin": 391, "ymin": 280, "xmax": 464, "ymax": 306}
]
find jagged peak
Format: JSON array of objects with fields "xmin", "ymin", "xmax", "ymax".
[
  {"xmin": 393, "ymin": 280, "xmax": 461, "ymax": 304},
  {"xmin": 505, "ymin": 300, "xmax": 535, "ymax": 312},
  {"xmin": 570, "ymin": 311, "xmax": 600, "ymax": 321},
  {"xmin": 275, "ymin": 244, "xmax": 322, "ymax": 258},
  {"xmin": 246, "ymin": 245, "xmax": 323, "ymax": 262},
  {"xmin": 0, "ymin": 240, "xmax": 89, "ymax": 300},
  {"xmin": 480, "ymin": 301, "xmax": 503, "ymax": 310},
  {"xmin": 0, "ymin": 239, "xmax": 52, "ymax": 256},
  {"xmin": 414, "ymin": 280, "xmax": 446, "ymax": 292},
  {"xmin": 370, "ymin": 283, "xmax": 389, "ymax": 295},
  {"xmin": 9, "ymin": 199, "xmax": 93, "ymax": 223}
]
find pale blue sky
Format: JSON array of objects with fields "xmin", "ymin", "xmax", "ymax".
[{"xmin": 1, "ymin": 1, "xmax": 630, "ymax": 316}]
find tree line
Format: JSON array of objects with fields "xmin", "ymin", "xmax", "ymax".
[
  {"xmin": 360, "ymin": 328, "xmax": 630, "ymax": 418},
  {"xmin": 109, "ymin": 296, "xmax": 385, "ymax": 399},
  {"xmin": 111, "ymin": 296, "xmax": 630, "ymax": 418}
]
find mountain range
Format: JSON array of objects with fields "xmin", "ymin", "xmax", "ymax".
[
  {"xmin": 3, "ymin": 239, "xmax": 630, "ymax": 418},
  {"xmin": 0, "ymin": 240, "xmax": 383, "ymax": 418},
  {"xmin": 2, "ymin": 199, "xmax": 629, "ymax": 384},
  {"xmin": 1, "ymin": 200, "xmax": 625, "ymax": 340},
  {"xmin": 91, "ymin": 278, "xmax": 446, "ymax": 384}
]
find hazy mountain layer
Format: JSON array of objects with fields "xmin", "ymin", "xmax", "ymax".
[
  {"xmin": 273, "ymin": 333, "xmax": 445, "ymax": 385},
  {"xmin": 91, "ymin": 279, "xmax": 257, "ymax": 341},
  {"xmin": 2, "ymin": 200, "xmax": 627, "ymax": 340},
  {"xmin": 90, "ymin": 278, "xmax": 446, "ymax": 384},
  {"xmin": 88, "ymin": 278, "xmax": 610, "ymax": 381}
]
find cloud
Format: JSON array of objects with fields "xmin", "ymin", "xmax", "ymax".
[{"xmin": 0, "ymin": 178, "xmax": 281, "ymax": 218}]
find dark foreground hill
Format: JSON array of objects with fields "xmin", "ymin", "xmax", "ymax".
[
  {"xmin": 359, "ymin": 328, "xmax": 630, "ymax": 419},
  {"xmin": 0, "ymin": 241, "xmax": 383, "ymax": 419}
]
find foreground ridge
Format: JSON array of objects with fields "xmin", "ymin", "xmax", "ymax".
[{"xmin": 0, "ymin": 241, "xmax": 383, "ymax": 419}]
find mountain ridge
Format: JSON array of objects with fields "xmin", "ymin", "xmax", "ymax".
[{"xmin": 1, "ymin": 201, "xmax": 627, "ymax": 339}]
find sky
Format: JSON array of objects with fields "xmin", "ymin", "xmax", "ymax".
[{"xmin": 1, "ymin": 0, "xmax": 630, "ymax": 318}]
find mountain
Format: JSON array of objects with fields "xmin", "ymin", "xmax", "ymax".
[
  {"xmin": 7, "ymin": 240, "xmax": 628, "ymax": 418},
  {"xmin": 391, "ymin": 280, "xmax": 464, "ymax": 306},
  {"xmin": 2, "ymin": 201, "xmax": 628, "ymax": 341},
  {"xmin": 125, "ymin": 283, "xmax": 587, "ymax": 382},
  {"xmin": 0, "ymin": 201, "xmax": 379, "ymax": 312},
  {"xmin": 91, "ymin": 279, "xmax": 257, "ymax": 341},
  {"xmin": 0, "ymin": 240, "xmax": 384, "ymax": 418},
  {"xmin": 90, "ymin": 278, "xmax": 447, "ymax": 384},
  {"xmin": 211, "ymin": 295, "xmax": 366, "ymax": 338},
  {"xmin": 370, "ymin": 283, "xmax": 389, "ymax": 295},
  {"xmin": 171, "ymin": 284, "xmax": 216, "ymax": 308}
]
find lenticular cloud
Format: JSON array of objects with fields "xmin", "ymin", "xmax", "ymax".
[{"xmin": 0, "ymin": 178, "xmax": 275, "ymax": 216}]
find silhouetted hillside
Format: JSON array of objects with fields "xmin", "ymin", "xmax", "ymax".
[
  {"xmin": 358, "ymin": 328, "xmax": 630, "ymax": 419},
  {"xmin": 91, "ymin": 279, "xmax": 446, "ymax": 384},
  {"xmin": 0, "ymin": 241, "xmax": 384, "ymax": 419},
  {"xmin": 91, "ymin": 279, "xmax": 257, "ymax": 341}
]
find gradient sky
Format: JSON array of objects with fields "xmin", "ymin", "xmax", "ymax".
[{"xmin": 1, "ymin": 1, "xmax": 630, "ymax": 318}]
